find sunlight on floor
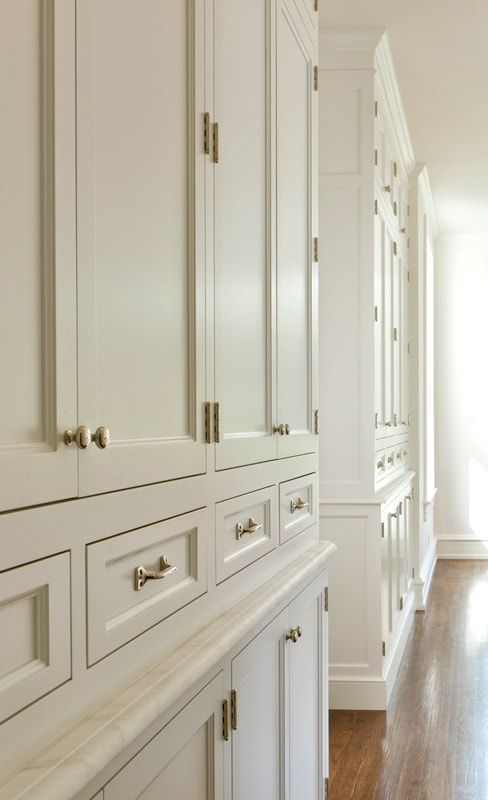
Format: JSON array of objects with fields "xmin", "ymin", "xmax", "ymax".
[{"xmin": 467, "ymin": 579, "xmax": 488, "ymax": 644}]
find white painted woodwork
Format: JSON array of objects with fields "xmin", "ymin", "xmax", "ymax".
[
  {"xmin": 214, "ymin": 0, "xmax": 276, "ymax": 471},
  {"xmin": 86, "ymin": 508, "xmax": 208, "ymax": 665},
  {"xmin": 279, "ymin": 473, "xmax": 316, "ymax": 544},
  {"xmin": 288, "ymin": 581, "xmax": 324, "ymax": 800},
  {"xmin": 0, "ymin": 553, "xmax": 71, "ymax": 723},
  {"xmin": 76, "ymin": 0, "xmax": 207, "ymax": 495},
  {"xmin": 276, "ymin": 1, "xmax": 317, "ymax": 458},
  {"xmin": 0, "ymin": 0, "xmax": 77, "ymax": 512},
  {"xmin": 319, "ymin": 31, "xmax": 417, "ymax": 710},
  {"xmin": 215, "ymin": 486, "xmax": 277, "ymax": 584},
  {"xmin": 104, "ymin": 672, "xmax": 225, "ymax": 800},
  {"xmin": 231, "ymin": 609, "xmax": 287, "ymax": 800}
]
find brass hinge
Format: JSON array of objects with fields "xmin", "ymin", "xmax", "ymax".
[
  {"xmin": 412, "ymin": 567, "xmax": 415, "ymax": 579},
  {"xmin": 324, "ymin": 586, "xmax": 329, "ymax": 612},
  {"xmin": 374, "ymin": 305, "xmax": 378, "ymax": 322},
  {"xmin": 313, "ymin": 237, "xmax": 319, "ymax": 262},
  {"xmin": 203, "ymin": 112, "xmax": 210, "ymax": 155},
  {"xmin": 374, "ymin": 100, "xmax": 378, "ymax": 117},
  {"xmin": 204, "ymin": 401, "xmax": 212, "ymax": 443},
  {"xmin": 382, "ymin": 640, "xmax": 386, "ymax": 657},
  {"xmin": 393, "ymin": 241, "xmax": 398, "ymax": 256},
  {"xmin": 381, "ymin": 521, "xmax": 385, "ymax": 539},
  {"xmin": 314, "ymin": 409, "xmax": 320, "ymax": 435},
  {"xmin": 399, "ymin": 596, "xmax": 404, "ymax": 611},
  {"xmin": 222, "ymin": 699, "xmax": 229, "ymax": 741},
  {"xmin": 374, "ymin": 198, "xmax": 378, "ymax": 215},
  {"xmin": 393, "ymin": 327, "xmax": 398, "ymax": 342},
  {"xmin": 314, "ymin": 66, "xmax": 319, "ymax": 91},
  {"xmin": 375, "ymin": 412, "xmax": 378, "ymax": 429},
  {"xmin": 393, "ymin": 161, "xmax": 398, "ymax": 178},
  {"xmin": 374, "ymin": 149, "xmax": 378, "ymax": 166},
  {"xmin": 231, "ymin": 689, "xmax": 238, "ymax": 731},
  {"xmin": 324, "ymin": 777, "xmax": 329, "ymax": 799},
  {"xmin": 393, "ymin": 201, "xmax": 398, "ymax": 217},
  {"xmin": 214, "ymin": 402, "xmax": 221, "ymax": 443},
  {"xmin": 407, "ymin": 270, "xmax": 410, "ymax": 282},
  {"xmin": 314, "ymin": 0, "xmax": 318, "ymax": 10},
  {"xmin": 213, "ymin": 122, "xmax": 219, "ymax": 163}
]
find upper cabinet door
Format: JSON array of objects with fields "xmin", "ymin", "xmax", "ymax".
[
  {"xmin": 76, "ymin": 0, "xmax": 207, "ymax": 495},
  {"xmin": 213, "ymin": 0, "xmax": 277, "ymax": 470},
  {"xmin": 276, "ymin": 3, "xmax": 317, "ymax": 458},
  {"xmin": 0, "ymin": 1, "xmax": 77, "ymax": 512}
]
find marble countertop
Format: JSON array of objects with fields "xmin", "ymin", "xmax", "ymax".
[{"xmin": 0, "ymin": 540, "xmax": 336, "ymax": 800}]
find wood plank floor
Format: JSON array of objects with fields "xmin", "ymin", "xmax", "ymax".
[{"xmin": 329, "ymin": 560, "xmax": 488, "ymax": 800}]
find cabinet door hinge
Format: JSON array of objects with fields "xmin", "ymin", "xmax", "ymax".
[
  {"xmin": 393, "ymin": 161, "xmax": 398, "ymax": 178},
  {"xmin": 393, "ymin": 241, "xmax": 398, "ymax": 256},
  {"xmin": 314, "ymin": 409, "xmax": 320, "ymax": 435},
  {"xmin": 314, "ymin": 66, "xmax": 319, "ymax": 91},
  {"xmin": 313, "ymin": 237, "xmax": 319, "ymax": 263},
  {"xmin": 381, "ymin": 521, "xmax": 385, "ymax": 539},
  {"xmin": 399, "ymin": 595, "xmax": 404, "ymax": 611},
  {"xmin": 374, "ymin": 305, "xmax": 378, "ymax": 322},
  {"xmin": 324, "ymin": 777, "xmax": 329, "ymax": 799},
  {"xmin": 314, "ymin": 0, "xmax": 318, "ymax": 10},
  {"xmin": 374, "ymin": 198, "xmax": 378, "ymax": 215},
  {"xmin": 393, "ymin": 327, "xmax": 398, "ymax": 342},
  {"xmin": 382, "ymin": 640, "xmax": 386, "ymax": 657},
  {"xmin": 412, "ymin": 567, "xmax": 415, "ymax": 579},
  {"xmin": 222, "ymin": 699, "xmax": 229, "ymax": 741},
  {"xmin": 374, "ymin": 149, "xmax": 378, "ymax": 166},
  {"xmin": 374, "ymin": 100, "xmax": 378, "ymax": 117},
  {"xmin": 407, "ymin": 270, "xmax": 410, "ymax": 282},
  {"xmin": 231, "ymin": 689, "xmax": 238, "ymax": 731},
  {"xmin": 393, "ymin": 200, "xmax": 398, "ymax": 217},
  {"xmin": 214, "ymin": 402, "xmax": 221, "ymax": 443},
  {"xmin": 203, "ymin": 112, "xmax": 210, "ymax": 155},
  {"xmin": 204, "ymin": 402, "xmax": 212, "ymax": 443},
  {"xmin": 407, "ymin": 204, "xmax": 410, "ymax": 216},
  {"xmin": 324, "ymin": 586, "xmax": 329, "ymax": 612},
  {"xmin": 407, "ymin": 342, "xmax": 411, "ymax": 355},
  {"xmin": 213, "ymin": 122, "xmax": 219, "ymax": 163}
]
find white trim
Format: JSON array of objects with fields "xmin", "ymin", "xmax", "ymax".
[
  {"xmin": 437, "ymin": 538, "xmax": 488, "ymax": 559},
  {"xmin": 318, "ymin": 27, "xmax": 384, "ymax": 52},
  {"xmin": 413, "ymin": 540, "xmax": 437, "ymax": 610},
  {"xmin": 417, "ymin": 164, "xmax": 439, "ymax": 241},
  {"xmin": 374, "ymin": 33, "xmax": 415, "ymax": 176}
]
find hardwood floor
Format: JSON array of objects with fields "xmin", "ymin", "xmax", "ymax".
[{"xmin": 329, "ymin": 560, "xmax": 488, "ymax": 800}]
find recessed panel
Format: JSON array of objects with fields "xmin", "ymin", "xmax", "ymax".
[{"xmin": 319, "ymin": 88, "xmax": 360, "ymax": 175}]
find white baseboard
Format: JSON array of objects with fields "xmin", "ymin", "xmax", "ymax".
[
  {"xmin": 437, "ymin": 537, "xmax": 488, "ymax": 559},
  {"xmin": 329, "ymin": 592, "xmax": 415, "ymax": 711},
  {"xmin": 413, "ymin": 541, "xmax": 437, "ymax": 610}
]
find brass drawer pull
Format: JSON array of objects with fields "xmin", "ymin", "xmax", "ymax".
[
  {"xmin": 286, "ymin": 626, "xmax": 302, "ymax": 643},
  {"xmin": 135, "ymin": 555, "xmax": 177, "ymax": 591},
  {"xmin": 290, "ymin": 497, "xmax": 309, "ymax": 514},
  {"xmin": 236, "ymin": 517, "xmax": 262, "ymax": 540},
  {"xmin": 377, "ymin": 458, "xmax": 385, "ymax": 470}
]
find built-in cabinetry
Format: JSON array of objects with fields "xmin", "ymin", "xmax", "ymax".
[
  {"xmin": 0, "ymin": 0, "xmax": 325, "ymax": 792},
  {"xmin": 318, "ymin": 30, "xmax": 416, "ymax": 710}
]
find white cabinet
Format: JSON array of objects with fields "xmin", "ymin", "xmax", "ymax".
[
  {"xmin": 0, "ymin": 0, "xmax": 77, "ymax": 512},
  {"xmin": 105, "ymin": 672, "xmax": 225, "ymax": 800},
  {"xmin": 76, "ymin": 0, "xmax": 207, "ymax": 495},
  {"xmin": 319, "ymin": 31, "xmax": 417, "ymax": 710}
]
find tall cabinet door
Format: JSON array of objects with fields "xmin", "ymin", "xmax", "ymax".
[
  {"xmin": 374, "ymin": 209, "xmax": 387, "ymax": 440},
  {"xmin": 231, "ymin": 609, "xmax": 288, "ymax": 800},
  {"xmin": 213, "ymin": 0, "xmax": 277, "ymax": 470},
  {"xmin": 0, "ymin": 0, "xmax": 77, "ymax": 512},
  {"xmin": 276, "ymin": 2, "xmax": 317, "ymax": 458},
  {"xmin": 76, "ymin": 0, "xmax": 207, "ymax": 496},
  {"xmin": 288, "ymin": 581, "xmax": 326, "ymax": 800}
]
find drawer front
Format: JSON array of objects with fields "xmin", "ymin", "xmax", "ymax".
[
  {"xmin": 375, "ymin": 449, "xmax": 387, "ymax": 481},
  {"xmin": 279, "ymin": 474, "xmax": 316, "ymax": 545},
  {"xmin": 216, "ymin": 486, "xmax": 277, "ymax": 584},
  {"xmin": 87, "ymin": 508, "xmax": 208, "ymax": 664},
  {"xmin": 0, "ymin": 553, "xmax": 71, "ymax": 723}
]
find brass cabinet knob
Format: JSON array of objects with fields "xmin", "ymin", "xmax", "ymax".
[
  {"xmin": 385, "ymin": 185, "xmax": 392, "ymax": 193},
  {"xmin": 94, "ymin": 426, "xmax": 110, "ymax": 449},
  {"xmin": 64, "ymin": 426, "xmax": 92, "ymax": 449},
  {"xmin": 286, "ymin": 626, "xmax": 303, "ymax": 643},
  {"xmin": 273, "ymin": 424, "xmax": 285, "ymax": 435},
  {"xmin": 401, "ymin": 227, "xmax": 407, "ymax": 234},
  {"xmin": 284, "ymin": 423, "xmax": 291, "ymax": 436}
]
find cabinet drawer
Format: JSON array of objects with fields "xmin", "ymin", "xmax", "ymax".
[
  {"xmin": 87, "ymin": 509, "xmax": 208, "ymax": 664},
  {"xmin": 279, "ymin": 474, "xmax": 316, "ymax": 544},
  {"xmin": 216, "ymin": 486, "xmax": 277, "ymax": 584},
  {"xmin": 0, "ymin": 553, "xmax": 71, "ymax": 723},
  {"xmin": 376, "ymin": 449, "xmax": 387, "ymax": 481}
]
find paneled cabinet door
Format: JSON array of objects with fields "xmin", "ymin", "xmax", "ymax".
[
  {"xmin": 0, "ymin": 1, "xmax": 77, "ymax": 512},
  {"xmin": 374, "ymin": 209, "xmax": 387, "ymax": 439},
  {"xmin": 288, "ymin": 581, "xmax": 326, "ymax": 800},
  {"xmin": 214, "ymin": 0, "xmax": 277, "ymax": 470},
  {"xmin": 76, "ymin": 0, "xmax": 207, "ymax": 495},
  {"xmin": 231, "ymin": 609, "xmax": 288, "ymax": 800},
  {"xmin": 401, "ymin": 261, "xmax": 410, "ymax": 431},
  {"xmin": 104, "ymin": 672, "xmax": 225, "ymax": 800},
  {"xmin": 276, "ymin": 1, "xmax": 317, "ymax": 458},
  {"xmin": 391, "ymin": 244, "xmax": 402, "ymax": 434}
]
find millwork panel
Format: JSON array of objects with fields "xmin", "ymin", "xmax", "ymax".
[
  {"xmin": 0, "ymin": 553, "xmax": 71, "ymax": 723},
  {"xmin": 279, "ymin": 473, "xmax": 316, "ymax": 544},
  {"xmin": 86, "ymin": 508, "xmax": 208, "ymax": 664},
  {"xmin": 76, "ymin": 0, "xmax": 207, "ymax": 494},
  {"xmin": 0, "ymin": 0, "xmax": 77, "ymax": 511}
]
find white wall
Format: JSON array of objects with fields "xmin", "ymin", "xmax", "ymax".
[{"xmin": 435, "ymin": 236, "xmax": 488, "ymax": 557}]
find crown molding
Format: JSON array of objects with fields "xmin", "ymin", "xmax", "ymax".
[
  {"xmin": 415, "ymin": 163, "xmax": 439, "ymax": 241},
  {"xmin": 374, "ymin": 32, "xmax": 415, "ymax": 176}
]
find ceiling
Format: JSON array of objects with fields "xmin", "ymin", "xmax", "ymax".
[{"xmin": 320, "ymin": 0, "xmax": 488, "ymax": 235}]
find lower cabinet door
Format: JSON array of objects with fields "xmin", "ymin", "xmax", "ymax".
[
  {"xmin": 231, "ymin": 609, "xmax": 288, "ymax": 800},
  {"xmin": 288, "ymin": 581, "xmax": 325, "ymax": 800},
  {"xmin": 104, "ymin": 673, "xmax": 225, "ymax": 800}
]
